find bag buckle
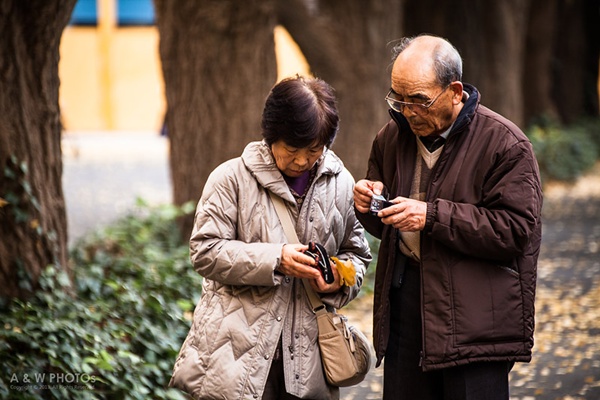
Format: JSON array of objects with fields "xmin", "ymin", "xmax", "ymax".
[{"xmin": 312, "ymin": 304, "xmax": 326, "ymax": 314}]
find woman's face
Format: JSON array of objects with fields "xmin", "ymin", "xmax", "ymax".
[{"xmin": 271, "ymin": 140, "xmax": 324, "ymax": 177}]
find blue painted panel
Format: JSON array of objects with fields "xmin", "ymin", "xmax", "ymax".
[
  {"xmin": 118, "ymin": 0, "xmax": 155, "ymax": 25},
  {"xmin": 70, "ymin": 0, "xmax": 98, "ymax": 25}
]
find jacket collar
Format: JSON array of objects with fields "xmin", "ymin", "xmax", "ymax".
[
  {"xmin": 451, "ymin": 83, "xmax": 479, "ymax": 134},
  {"xmin": 241, "ymin": 140, "xmax": 343, "ymax": 201},
  {"xmin": 389, "ymin": 83, "xmax": 480, "ymax": 138}
]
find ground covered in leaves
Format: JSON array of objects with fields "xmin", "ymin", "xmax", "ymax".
[{"xmin": 341, "ymin": 164, "xmax": 600, "ymax": 400}]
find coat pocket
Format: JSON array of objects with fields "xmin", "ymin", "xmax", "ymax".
[{"xmin": 451, "ymin": 260, "xmax": 524, "ymax": 346}]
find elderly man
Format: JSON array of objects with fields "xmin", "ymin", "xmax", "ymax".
[{"xmin": 354, "ymin": 34, "xmax": 543, "ymax": 399}]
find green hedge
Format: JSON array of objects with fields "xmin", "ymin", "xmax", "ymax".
[
  {"xmin": 0, "ymin": 199, "xmax": 382, "ymax": 399},
  {"xmin": 0, "ymin": 200, "xmax": 199, "ymax": 399},
  {"xmin": 527, "ymin": 118, "xmax": 600, "ymax": 183}
]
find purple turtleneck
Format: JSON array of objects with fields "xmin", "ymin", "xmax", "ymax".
[{"xmin": 283, "ymin": 170, "xmax": 311, "ymax": 198}]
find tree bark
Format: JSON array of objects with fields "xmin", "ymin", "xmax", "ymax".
[
  {"xmin": 552, "ymin": 0, "xmax": 600, "ymax": 124},
  {"xmin": 581, "ymin": 0, "xmax": 600, "ymax": 119},
  {"xmin": 404, "ymin": 0, "xmax": 532, "ymax": 129},
  {"xmin": 154, "ymin": 0, "xmax": 278, "ymax": 238},
  {"xmin": 0, "ymin": 0, "xmax": 75, "ymax": 299},
  {"xmin": 523, "ymin": 0, "xmax": 560, "ymax": 126},
  {"xmin": 404, "ymin": 0, "xmax": 598, "ymax": 127},
  {"xmin": 278, "ymin": 0, "xmax": 404, "ymax": 179}
]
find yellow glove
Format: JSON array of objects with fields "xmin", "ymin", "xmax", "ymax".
[{"xmin": 331, "ymin": 257, "xmax": 356, "ymax": 286}]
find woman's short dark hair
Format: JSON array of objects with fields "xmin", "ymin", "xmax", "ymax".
[{"xmin": 261, "ymin": 76, "xmax": 339, "ymax": 149}]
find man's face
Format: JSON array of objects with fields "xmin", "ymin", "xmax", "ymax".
[{"xmin": 389, "ymin": 58, "xmax": 456, "ymax": 137}]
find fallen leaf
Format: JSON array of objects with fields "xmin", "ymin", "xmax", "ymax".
[{"xmin": 331, "ymin": 256, "xmax": 356, "ymax": 286}]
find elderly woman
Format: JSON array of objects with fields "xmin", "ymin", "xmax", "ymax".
[{"xmin": 169, "ymin": 76, "xmax": 371, "ymax": 400}]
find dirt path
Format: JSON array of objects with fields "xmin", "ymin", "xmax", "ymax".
[{"xmin": 341, "ymin": 164, "xmax": 600, "ymax": 400}]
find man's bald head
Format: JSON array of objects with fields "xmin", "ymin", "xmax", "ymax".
[{"xmin": 391, "ymin": 35, "xmax": 463, "ymax": 86}]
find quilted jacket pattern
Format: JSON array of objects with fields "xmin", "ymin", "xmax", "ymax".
[{"xmin": 170, "ymin": 141, "xmax": 371, "ymax": 399}]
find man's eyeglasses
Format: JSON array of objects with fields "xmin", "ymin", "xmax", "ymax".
[{"xmin": 385, "ymin": 84, "xmax": 450, "ymax": 113}]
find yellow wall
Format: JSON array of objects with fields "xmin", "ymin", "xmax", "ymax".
[
  {"xmin": 59, "ymin": 25, "xmax": 165, "ymax": 131},
  {"xmin": 275, "ymin": 25, "xmax": 311, "ymax": 81},
  {"xmin": 59, "ymin": 24, "xmax": 308, "ymax": 132},
  {"xmin": 59, "ymin": 28, "xmax": 104, "ymax": 130}
]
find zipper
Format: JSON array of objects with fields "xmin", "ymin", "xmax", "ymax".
[
  {"xmin": 418, "ymin": 255, "xmax": 426, "ymax": 369},
  {"xmin": 418, "ymin": 124, "xmax": 453, "ymax": 371}
]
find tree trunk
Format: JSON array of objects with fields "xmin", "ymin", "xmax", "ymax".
[
  {"xmin": 154, "ymin": 0, "xmax": 278, "ymax": 238},
  {"xmin": 404, "ymin": 0, "xmax": 532, "ymax": 129},
  {"xmin": 404, "ymin": 0, "xmax": 598, "ymax": 128},
  {"xmin": 524, "ymin": 0, "xmax": 600, "ymax": 127},
  {"xmin": 581, "ymin": 0, "xmax": 600, "ymax": 119},
  {"xmin": 523, "ymin": 0, "xmax": 560, "ymax": 126},
  {"xmin": 277, "ymin": 0, "xmax": 404, "ymax": 180},
  {"xmin": 0, "ymin": 0, "xmax": 75, "ymax": 299},
  {"xmin": 552, "ymin": 0, "xmax": 600, "ymax": 124}
]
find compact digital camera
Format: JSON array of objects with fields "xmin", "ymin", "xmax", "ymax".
[
  {"xmin": 304, "ymin": 242, "xmax": 335, "ymax": 284},
  {"xmin": 370, "ymin": 194, "xmax": 393, "ymax": 215}
]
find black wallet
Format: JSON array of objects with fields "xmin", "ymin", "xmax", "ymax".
[{"xmin": 304, "ymin": 242, "xmax": 335, "ymax": 284}]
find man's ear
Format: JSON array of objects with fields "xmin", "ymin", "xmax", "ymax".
[{"xmin": 450, "ymin": 81, "xmax": 464, "ymax": 105}]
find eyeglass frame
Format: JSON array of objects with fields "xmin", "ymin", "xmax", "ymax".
[{"xmin": 385, "ymin": 83, "xmax": 452, "ymax": 113}]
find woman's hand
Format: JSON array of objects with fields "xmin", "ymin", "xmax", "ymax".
[
  {"xmin": 279, "ymin": 244, "xmax": 322, "ymax": 280},
  {"xmin": 279, "ymin": 245, "xmax": 342, "ymax": 293},
  {"xmin": 309, "ymin": 259, "xmax": 342, "ymax": 294}
]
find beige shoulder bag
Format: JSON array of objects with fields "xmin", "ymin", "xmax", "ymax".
[{"xmin": 269, "ymin": 191, "xmax": 372, "ymax": 387}]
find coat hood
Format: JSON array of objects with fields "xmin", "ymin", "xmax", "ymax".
[{"xmin": 241, "ymin": 140, "xmax": 344, "ymax": 201}]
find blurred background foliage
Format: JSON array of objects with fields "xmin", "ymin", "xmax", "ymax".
[
  {"xmin": 0, "ymin": 199, "xmax": 380, "ymax": 399},
  {"xmin": 0, "ymin": 201, "xmax": 198, "ymax": 399},
  {"xmin": 528, "ymin": 117, "xmax": 600, "ymax": 183}
]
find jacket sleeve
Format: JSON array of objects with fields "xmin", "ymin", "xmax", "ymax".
[
  {"xmin": 321, "ymin": 169, "xmax": 373, "ymax": 309},
  {"xmin": 189, "ymin": 161, "xmax": 284, "ymax": 287},
  {"xmin": 427, "ymin": 139, "xmax": 543, "ymax": 261}
]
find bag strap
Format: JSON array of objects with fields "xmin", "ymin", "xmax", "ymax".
[{"xmin": 268, "ymin": 191, "xmax": 327, "ymax": 313}]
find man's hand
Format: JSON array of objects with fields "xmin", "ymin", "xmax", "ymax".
[
  {"xmin": 379, "ymin": 197, "xmax": 427, "ymax": 231},
  {"xmin": 353, "ymin": 179, "xmax": 385, "ymax": 214}
]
